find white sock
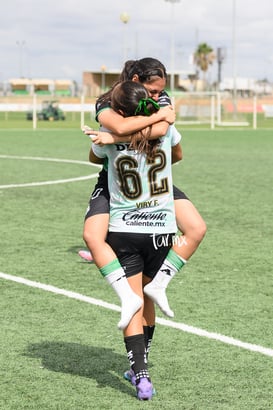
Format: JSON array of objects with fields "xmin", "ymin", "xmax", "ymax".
[
  {"xmin": 144, "ymin": 255, "xmax": 186, "ymax": 318},
  {"xmin": 143, "ymin": 271, "xmax": 174, "ymax": 317},
  {"xmin": 105, "ymin": 269, "xmax": 143, "ymax": 330}
]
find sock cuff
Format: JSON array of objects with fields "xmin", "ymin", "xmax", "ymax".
[
  {"xmin": 166, "ymin": 248, "xmax": 186, "ymax": 271},
  {"xmin": 143, "ymin": 325, "xmax": 155, "ymax": 338},
  {"xmin": 124, "ymin": 334, "xmax": 145, "ymax": 355},
  {"xmin": 99, "ymin": 258, "xmax": 121, "ymax": 277}
]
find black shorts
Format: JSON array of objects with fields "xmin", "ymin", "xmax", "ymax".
[
  {"xmin": 85, "ymin": 172, "xmax": 189, "ymax": 220},
  {"xmin": 173, "ymin": 185, "xmax": 189, "ymax": 201},
  {"xmin": 84, "ymin": 169, "xmax": 110, "ymax": 220},
  {"xmin": 106, "ymin": 232, "xmax": 175, "ymax": 278}
]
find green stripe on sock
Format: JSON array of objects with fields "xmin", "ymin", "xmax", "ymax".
[
  {"xmin": 99, "ymin": 258, "xmax": 121, "ymax": 277},
  {"xmin": 166, "ymin": 248, "xmax": 185, "ymax": 271}
]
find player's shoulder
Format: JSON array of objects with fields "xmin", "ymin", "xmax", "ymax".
[
  {"xmin": 95, "ymin": 99, "xmax": 111, "ymax": 122},
  {"xmin": 158, "ymin": 91, "xmax": 171, "ymax": 107}
]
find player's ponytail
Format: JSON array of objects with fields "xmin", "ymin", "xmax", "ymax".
[
  {"xmin": 119, "ymin": 57, "xmax": 167, "ymax": 84},
  {"xmin": 111, "ymin": 81, "xmax": 160, "ymax": 160}
]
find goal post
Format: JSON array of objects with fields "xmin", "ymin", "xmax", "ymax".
[
  {"xmin": 174, "ymin": 91, "xmax": 251, "ymax": 128},
  {"xmin": 175, "ymin": 91, "xmax": 217, "ymax": 128}
]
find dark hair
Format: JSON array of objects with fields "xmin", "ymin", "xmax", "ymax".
[
  {"xmin": 111, "ymin": 81, "xmax": 160, "ymax": 159},
  {"xmin": 97, "ymin": 57, "xmax": 167, "ymax": 106},
  {"xmin": 120, "ymin": 58, "xmax": 167, "ymax": 83},
  {"xmin": 111, "ymin": 81, "xmax": 159, "ymax": 117}
]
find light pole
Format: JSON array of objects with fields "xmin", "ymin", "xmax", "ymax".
[
  {"xmin": 165, "ymin": 0, "xmax": 180, "ymax": 95},
  {"xmin": 101, "ymin": 65, "xmax": 106, "ymax": 92},
  {"xmin": 120, "ymin": 12, "xmax": 130, "ymax": 62},
  {"xmin": 232, "ymin": 0, "xmax": 237, "ymax": 117},
  {"xmin": 217, "ymin": 47, "xmax": 226, "ymax": 89}
]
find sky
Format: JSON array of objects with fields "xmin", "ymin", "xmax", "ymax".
[{"xmin": 1, "ymin": 0, "xmax": 272, "ymax": 86}]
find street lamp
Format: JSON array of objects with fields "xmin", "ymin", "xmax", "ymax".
[
  {"xmin": 120, "ymin": 12, "xmax": 130, "ymax": 62},
  {"xmin": 165, "ymin": 0, "xmax": 180, "ymax": 95},
  {"xmin": 101, "ymin": 65, "xmax": 106, "ymax": 91},
  {"xmin": 232, "ymin": 0, "xmax": 237, "ymax": 117},
  {"xmin": 217, "ymin": 47, "xmax": 226, "ymax": 89}
]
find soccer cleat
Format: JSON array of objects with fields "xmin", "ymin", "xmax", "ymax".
[
  {"xmin": 136, "ymin": 378, "xmax": 154, "ymax": 401},
  {"xmin": 124, "ymin": 370, "xmax": 156, "ymax": 397},
  {"xmin": 78, "ymin": 250, "xmax": 93, "ymax": 262},
  {"xmin": 143, "ymin": 283, "xmax": 174, "ymax": 318},
  {"xmin": 123, "ymin": 369, "xmax": 136, "ymax": 386}
]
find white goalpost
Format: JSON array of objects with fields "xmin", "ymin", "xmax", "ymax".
[{"xmin": 174, "ymin": 91, "xmax": 254, "ymax": 128}]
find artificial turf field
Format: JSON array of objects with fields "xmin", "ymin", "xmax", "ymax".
[{"xmin": 0, "ymin": 124, "xmax": 273, "ymax": 409}]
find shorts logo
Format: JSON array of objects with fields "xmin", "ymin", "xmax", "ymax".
[{"xmin": 92, "ymin": 188, "xmax": 104, "ymax": 199}]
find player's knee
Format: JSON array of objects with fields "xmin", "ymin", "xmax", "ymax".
[
  {"xmin": 193, "ymin": 219, "xmax": 207, "ymax": 243},
  {"xmin": 182, "ymin": 219, "xmax": 207, "ymax": 244},
  {"xmin": 83, "ymin": 228, "xmax": 93, "ymax": 248},
  {"xmin": 83, "ymin": 227, "xmax": 106, "ymax": 251}
]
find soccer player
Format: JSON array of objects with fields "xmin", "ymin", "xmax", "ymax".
[
  {"xmin": 89, "ymin": 80, "xmax": 182, "ymax": 400},
  {"xmin": 82, "ymin": 58, "xmax": 206, "ymax": 320}
]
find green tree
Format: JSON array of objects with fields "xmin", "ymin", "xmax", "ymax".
[{"xmin": 194, "ymin": 43, "xmax": 215, "ymax": 88}]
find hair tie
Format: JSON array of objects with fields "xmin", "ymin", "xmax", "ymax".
[{"xmin": 134, "ymin": 98, "xmax": 160, "ymax": 116}]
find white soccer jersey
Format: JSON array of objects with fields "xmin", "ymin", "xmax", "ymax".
[{"xmin": 92, "ymin": 125, "xmax": 181, "ymax": 234}]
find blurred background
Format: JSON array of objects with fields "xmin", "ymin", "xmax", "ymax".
[{"xmin": 1, "ymin": 0, "xmax": 273, "ymax": 128}]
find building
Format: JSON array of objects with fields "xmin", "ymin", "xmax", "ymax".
[{"xmin": 7, "ymin": 78, "xmax": 76, "ymax": 97}]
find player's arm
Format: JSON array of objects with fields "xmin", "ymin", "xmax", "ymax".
[
  {"xmin": 89, "ymin": 146, "xmax": 104, "ymax": 164},
  {"xmin": 172, "ymin": 143, "xmax": 183, "ymax": 164},
  {"xmin": 87, "ymin": 121, "xmax": 172, "ymax": 145},
  {"xmin": 84, "ymin": 110, "xmax": 176, "ymax": 145},
  {"xmin": 97, "ymin": 106, "xmax": 175, "ymax": 136},
  {"xmin": 169, "ymin": 125, "xmax": 183, "ymax": 164}
]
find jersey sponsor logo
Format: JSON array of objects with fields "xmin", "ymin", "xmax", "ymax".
[
  {"xmin": 122, "ymin": 209, "xmax": 167, "ymax": 222},
  {"xmin": 115, "ymin": 143, "xmax": 135, "ymax": 152},
  {"xmin": 121, "ymin": 209, "xmax": 168, "ymax": 228}
]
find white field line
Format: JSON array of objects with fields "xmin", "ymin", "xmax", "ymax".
[
  {"xmin": 0, "ymin": 174, "xmax": 99, "ymax": 188},
  {"xmin": 1, "ymin": 271, "xmax": 273, "ymax": 358},
  {"xmin": 2, "ymin": 155, "xmax": 273, "ymax": 358},
  {"xmin": 0, "ymin": 155, "xmax": 96, "ymax": 166},
  {"xmin": 0, "ymin": 272, "xmax": 120, "ymax": 312},
  {"xmin": 0, "ymin": 155, "xmax": 101, "ymax": 188}
]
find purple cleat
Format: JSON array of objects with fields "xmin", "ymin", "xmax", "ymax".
[
  {"xmin": 124, "ymin": 369, "xmax": 156, "ymax": 398},
  {"xmin": 136, "ymin": 378, "xmax": 154, "ymax": 401},
  {"xmin": 123, "ymin": 369, "xmax": 136, "ymax": 386}
]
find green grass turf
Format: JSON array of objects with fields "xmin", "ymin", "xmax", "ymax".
[{"xmin": 1, "ymin": 127, "xmax": 273, "ymax": 409}]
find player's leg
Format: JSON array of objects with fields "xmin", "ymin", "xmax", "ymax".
[
  {"xmin": 142, "ymin": 275, "xmax": 156, "ymax": 360},
  {"xmin": 144, "ymin": 190, "xmax": 206, "ymax": 317},
  {"xmin": 123, "ymin": 234, "xmax": 171, "ymax": 397},
  {"xmin": 124, "ymin": 275, "xmax": 156, "ymax": 388},
  {"xmin": 124, "ymin": 272, "xmax": 154, "ymax": 400},
  {"xmin": 83, "ymin": 213, "xmax": 115, "ymax": 266},
  {"xmin": 83, "ymin": 174, "xmax": 142, "ymax": 330},
  {"xmin": 174, "ymin": 196, "xmax": 207, "ymax": 260},
  {"xmin": 126, "ymin": 235, "xmax": 172, "ymax": 379},
  {"xmin": 114, "ymin": 235, "xmax": 154, "ymax": 400}
]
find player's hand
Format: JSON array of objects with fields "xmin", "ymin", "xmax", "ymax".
[
  {"xmin": 84, "ymin": 129, "xmax": 116, "ymax": 146},
  {"xmin": 82, "ymin": 126, "xmax": 103, "ymax": 144},
  {"xmin": 159, "ymin": 106, "xmax": 176, "ymax": 124},
  {"xmin": 82, "ymin": 125, "xmax": 94, "ymax": 134}
]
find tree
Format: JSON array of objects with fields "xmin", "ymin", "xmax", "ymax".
[{"xmin": 194, "ymin": 43, "xmax": 216, "ymax": 89}]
